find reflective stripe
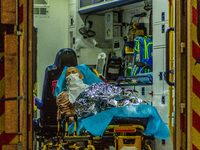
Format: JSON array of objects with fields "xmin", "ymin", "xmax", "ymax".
[
  {"xmin": 144, "ymin": 37, "xmax": 148, "ymax": 59},
  {"xmin": 144, "ymin": 36, "xmax": 152, "ymax": 73},
  {"xmin": 192, "ymin": 1, "xmax": 200, "ymax": 149}
]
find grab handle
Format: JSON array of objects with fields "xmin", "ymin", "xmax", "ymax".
[{"xmin": 166, "ymin": 27, "xmax": 175, "ymax": 86}]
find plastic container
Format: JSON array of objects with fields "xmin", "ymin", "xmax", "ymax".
[{"xmin": 125, "ymin": 41, "xmax": 134, "ymax": 55}]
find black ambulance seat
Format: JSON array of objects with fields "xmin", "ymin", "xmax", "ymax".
[{"xmin": 39, "ymin": 48, "xmax": 77, "ymax": 137}]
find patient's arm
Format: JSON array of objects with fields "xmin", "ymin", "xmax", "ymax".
[{"xmin": 56, "ymin": 91, "xmax": 75, "ymax": 124}]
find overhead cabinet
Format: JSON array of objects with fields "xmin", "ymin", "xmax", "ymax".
[{"xmin": 78, "ymin": 0, "xmax": 145, "ymax": 14}]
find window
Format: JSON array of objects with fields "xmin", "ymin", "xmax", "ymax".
[
  {"xmin": 34, "ymin": 0, "xmax": 49, "ymax": 17},
  {"xmin": 34, "ymin": 7, "xmax": 49, "ymax": 17}
]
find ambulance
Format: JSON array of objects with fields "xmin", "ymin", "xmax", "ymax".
[{"xmin": 0, "ymin": 0, "xmax": 198, "ymax": 149}]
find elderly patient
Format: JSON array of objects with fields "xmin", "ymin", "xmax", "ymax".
[
  {"xmin": 56, "ymin": 67, "xmax": 145, "ymax": 124},
  {"xmin": 56, "ymin": 67, "xmax": 89, "ymax": 123}
]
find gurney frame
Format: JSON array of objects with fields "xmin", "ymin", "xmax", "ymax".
[{"xmin": 40, "ymin": 114, "xmax": 154, "ymax": 150}]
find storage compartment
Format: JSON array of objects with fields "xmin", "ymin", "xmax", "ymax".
[
  {"xmin": 153, "ymin": 48, "xmax": 165, "ymax": 95},
  {"xmin": 80, "ymin": 0, "xmax": 104, "ymax": 8},
  {"xmin": 153, "ymin": 23, "xmax": 169, "ymax": 47}
]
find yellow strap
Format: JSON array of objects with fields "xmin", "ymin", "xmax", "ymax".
[
  {"xmin": 134, "ymin": 37, "xmax": 142, "ymax": 52},
  {"xmin": 92, "ymin": 68, "xmax": 99, "ymax": 77},
  {"xmin": 146, "ymin": 42, "xmax": 153, "ymax": 59}
]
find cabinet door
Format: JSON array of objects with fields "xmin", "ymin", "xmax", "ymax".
[
  {"xmin": 68, "ymin": 1, "xmax": 76, "ymax": 27},
  {"xmin": 153, "ymin": 23, "xmax": 169, "ymax": 47},
  {"xmin": 153, "ymin": 48, "xmax": 165, "ymax": 95},
  {"xmin": 80, "ymin": 0, "xmax": 93, "ymax": 8},
  {"xmin": 153, "ymin": 0, "xmax": 169, "ymax": 23}
]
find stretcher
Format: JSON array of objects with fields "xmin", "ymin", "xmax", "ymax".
[
  {"xmin": 34, "ymin": 49, "xmax": 170, "ymax": 150},
  {"xmin": 42, "ymin": 118, "xmax": 152, "ymax": 149},
  {"xmin": 41, "ymin": 105, "xmax": 170, "ymax": 150}
]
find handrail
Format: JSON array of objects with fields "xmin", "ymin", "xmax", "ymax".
[
  {"xmin": 165, "ymin": 27, "xmax": 175, "ymax": 86},
  {"xmin": 116, "ymin": 74, "xmax": 153, "ymax": 86}
]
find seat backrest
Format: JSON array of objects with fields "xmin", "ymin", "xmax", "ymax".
[{"xmin": 40, "ymin": 48, "xmax": 77, "ymax": 129}]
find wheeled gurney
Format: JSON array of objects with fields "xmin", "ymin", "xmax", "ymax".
[
  {"xmin": 42, "ymin": 105, "xmax": 170, "ymax": 150},
  {"xmin": 34, "ymin": 49, "xmax": 170, "ymax": 150}
]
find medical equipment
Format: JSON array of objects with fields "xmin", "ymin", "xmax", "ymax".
[
  {"xmin": 105, "ymin": 57, "xmax": 123, "ymax": 81},
  {"xmin": 96, "ymin": 52, "xmax": 107, "ymax": 77},
  {"xmin": 79, "ymin": 21, "xmax": 96, "ymax": 38},
  {"xmin": 105, "ymin": 11, "xmax": 122, "ymax": 40}
]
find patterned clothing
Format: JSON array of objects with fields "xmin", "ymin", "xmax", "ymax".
[{"xmin": 56, "ymin": 91, "xmax": 75, "ymax": 124}]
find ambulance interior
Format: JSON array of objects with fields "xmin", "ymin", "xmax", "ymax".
[{"xmin": 33, "ymin": 0, "xmax": 175, "ymax": 149}]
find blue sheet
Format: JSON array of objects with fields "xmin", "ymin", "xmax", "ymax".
[
  {"xmin": 54, "ymin": 64, "xmax": 104, "ymax": 98},
  {"xmin": 68, "ymin": 105, "xmax": 170, "ymax": 140}
]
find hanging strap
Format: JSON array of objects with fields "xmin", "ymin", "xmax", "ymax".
[
  {"xmin": 134, "ymin": 37, "xmax": 142, "ymax": 53},
  {"xmin": 133, "ymin": 37, "xmax": 142, "ymax": 75},
  {"xmin": 144, "ymin": 36, "xmax": 153, "ymax": 73}
]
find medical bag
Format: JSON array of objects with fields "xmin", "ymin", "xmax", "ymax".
[{"xmin": 132, "ymin": 35, "xmax": 153, "ymax": 75}]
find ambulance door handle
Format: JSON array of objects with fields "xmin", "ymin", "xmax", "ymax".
[{"xmin": 166, "ymin": 27, "xmax": 175, "ymax": 86}]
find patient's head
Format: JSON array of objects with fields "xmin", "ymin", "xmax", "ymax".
[
  {"xmin": 65, "ymin": 67, "xmax": 83, "ymax": 79},
  {"xmin": 65, "ymin": 67, "xmax": 83, "ymax": 85}
]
